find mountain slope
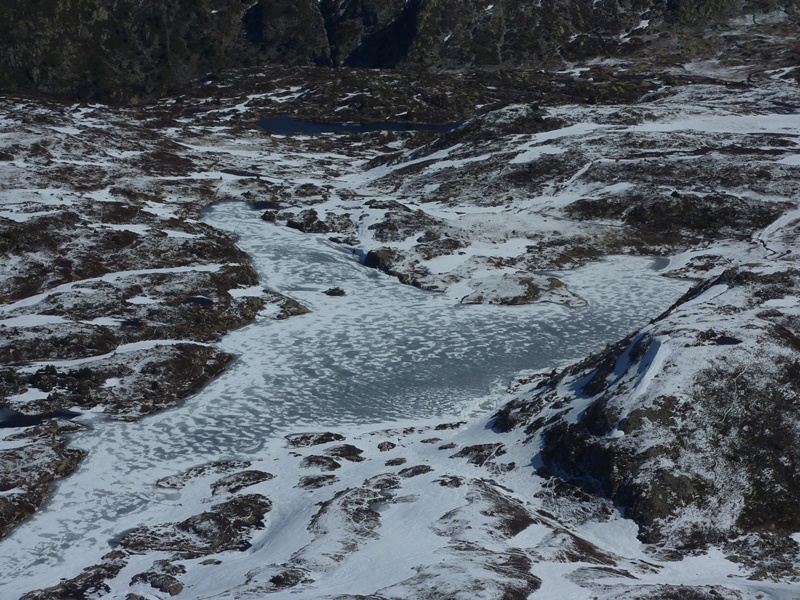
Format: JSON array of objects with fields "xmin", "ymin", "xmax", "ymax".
[{"xmin": 1, "ymin": 0, "xmax": 798, "ymax": 100}]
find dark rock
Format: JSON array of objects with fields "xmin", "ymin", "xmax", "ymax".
[
  {"xmin": 220, "ymin": 168, "xmax": 262, "ymax": 177},
  {"xmin": 450, "ymin": 443, "xmax": 507, "ymax": 466},
  {"xmin": 435, "ymin": 475, "xmax": 463, "ymax": 487},
  {"xmin": 157, "ymin": 460, "xmax": 252, "ymax": 489},
  {"xmin": 323, "ymin": 287, "xmax": 346, "ymax": 296},
  {"xmin": 286, "ymin": 209, "xmax": 330, "ymax": 233},
  {"xmin": 251, "ymin": 0, "xmax": 331, "ymax": 66},
  {"xmin": 531, "ymin": 528, "xmax": 617, "ymax": 565},
  {"xmin": 566, "ymin": 191, "xmax": 791, "ymax": 249},
  {"xmin": 211, "ymin": 470, "xmax": 274, "ymax": 495},
  {"xmin": 0, "ymin": 0, "xmax": 245, "ymax": 101},
  {"xmin": 415, "ymin": 236, "xmax": 467, "ymax": 260},
  {"xmin": 714, "ymin": 335, "xmax": 743, "ymax": 346},
  {"xmin": 530, "ymin": 269, "xmax": 800, "ymax": 547},
  {"xmin": 325, "ymin": 444, "xmax": 365, "ymax": 462},
  {"xmin": 159, "ymin": 579, "xmax": 184, "ymax": 596},
  {"xmin": 121, "ymin": 494, "xmax": 272, "ymax": 557},
  {"xmin": 475, "ymin": 481, "xmax": 537, "ymax": 539},
  {"xmin": 398, "ymin": 464, "xmax": 433, "ymax": 478},
  {"xmin": 0, "ymin": 422, "xmax": 85, "ymax": 539},
  {"xmin": 362, "ymin": 247, "xmax": 422, "ymax": 287},
  {"xmin": 321, "ymin": 0, "xmax": 411, "ymax": 67},
  {"xmin": 294, "ymin": 183, "xmax": 327, "ymax": 198},
  {"xmin": 0, "ymin": 0, "xmax": 334, "ymax": 101},
  {"xmin": 301, "ymin": 455, "xmax": 342, "ymax": 471},
  {"xmin": 21, "ymin": 551, "xmax": 129, "ymax": 599},
  {"xmin": 490, "ymin": 407, "xmax": 518, "ymax": 433},
  {"xmin": 285, "ymin": 431, "xmax": 345, "ymax": 448},
  {"xmin": 1, "ymin": 0, "xmax": 796, "ymax": 102},
  {"xmin": 385, "ymin": 457, "xmax": 406, "ymax": 466},
  {"xmin": 434, "ymin": 421, "xmax": 466, "ymax": 430},
  {"xmin": 297, "ymin": 474, "xmax": 338, "ymax": 489},
  {"xmin": 724, "ymin": 533, "xmax": 800, "ymax": 581},
  {"xmin": 363, "ymin": 247, "xmax": 399, "ymax": 272},
  {"xmin": 324, "ymin": 0, "xmax": 797, "ymax": 72},
  {"xmin": 308, "ymin": 483, "xmax": 386, "ymax": 552},
  {"xmin": 377, "ymin": 441, "xmax": 396, "ymax": 452},
  {"xmin": 269, "ymin": 568, "xmax": 309, "ymax": 589},
  {"xmin": 130, "ymin": 560, "xmax": 186, "ymax": 597},
  {"xmin": 367, "ymin": 202, "xmax": 443, "ymax": 242},
  {"xmin": 265, "ymin": 291, "xmax": 311, "ymax": 320},
  {"xmin": 250, "ymin": 200, "xmax": 283, "ymax": 211}
]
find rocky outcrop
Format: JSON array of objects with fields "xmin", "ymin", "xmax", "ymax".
[
  {"xmin": 0, "ymin": 421, "xmax": 86, "ymax": 539},
  {"xmin": 121, "ymin": 494, "xmax": 272, "ymax": 556},
  {"xmin": 19, "ymin": 550, "xmax": 129, "ymax": 600},
  {"xmin": 501, "ymin": 265, "xmax": 800, "ymax": 567}
]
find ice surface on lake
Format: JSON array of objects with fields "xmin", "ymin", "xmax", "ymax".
[{"xmin": 0, "ymin": 201, "xmax": 692, "ymax": 595}]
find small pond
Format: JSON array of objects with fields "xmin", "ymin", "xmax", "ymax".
[{"xmin": 257, "ymin": 115, "xmax": 464, "ymax": 136}]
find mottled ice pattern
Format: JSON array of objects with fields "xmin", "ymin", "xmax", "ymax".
[{"xmin": 0, "ymin": 201, "xmax": 691, "ymax": 595}]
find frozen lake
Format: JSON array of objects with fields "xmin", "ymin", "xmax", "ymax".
[{"xmin": 0, "ymin": 200, "xmax": 692, "ymax": 596}]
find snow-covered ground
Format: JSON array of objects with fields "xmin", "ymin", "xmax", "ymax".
[
  {"xmin": 0, "ymin": 193, "xmax": 690, "ymax": 599},
  {"xmin": 1, "ymin": 69, "xmax": 800, "ymax": 599}
]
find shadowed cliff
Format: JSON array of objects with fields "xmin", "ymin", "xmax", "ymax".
[{"xmin": 0, "ymin": 0, "xmax": 797, "ymax": 100}]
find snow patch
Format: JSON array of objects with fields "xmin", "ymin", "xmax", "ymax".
[{"xmin": 6, "ymin": 387, "xmax": 50, "ymax": 406}]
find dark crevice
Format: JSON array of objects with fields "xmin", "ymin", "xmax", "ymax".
[
  {"xmin": 319, "ymin": 0, "xmax": 341, "ymax": 67},
  {"xmin": 344, "ymin": 0, "xmax": 424, "ymax": 68},
  {"xmin": 242, "ymin": 2, "xmax": 265, "ymax": 44}
]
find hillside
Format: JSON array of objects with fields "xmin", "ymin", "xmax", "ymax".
[
  {"xmin": 1, "ymin": 1, "xmax": 799, "ymax": 599},
  {"xmin": 0, "ymin": 0, "xmax": 798, "ymax": 100}
]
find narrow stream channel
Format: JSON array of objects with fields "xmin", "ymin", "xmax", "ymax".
[{"xmin": 0, "ymin": 200, "xmax": 692, "ymax": 595}]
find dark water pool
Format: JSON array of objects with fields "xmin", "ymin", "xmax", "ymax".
[
  {"xmin": 257, "ymin": 115, "xmax": 463, "ymax": 136},
  {"xmin": 0, "ymin": 408, "xmax": 81, "ymax": 428}
]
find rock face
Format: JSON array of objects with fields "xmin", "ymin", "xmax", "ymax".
[
  {"xmin": 0, "ymin": 0, "xmax": 330, "ymax": 101},
  {"xmin": 245, "ymin": 0, "xmax": 331, "ymax": 66},
  {"xmin": 321, "ymin": 0, "xmax": 419, "ymax": 67},
  {"xmin": 1, "ymin": 0, "xmax": 798, "ymax": 100},
  {"xmin": 322, "ymin": 0, "xmax": 800, "ymax": 68},
  {"xmin": 0, "ymin": 0, "xmax": 245, "ymax": 101}
]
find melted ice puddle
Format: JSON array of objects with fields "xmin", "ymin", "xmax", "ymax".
[{"xmin": 0, "ymin": 201, "xmax": 692, "ymax": 596}]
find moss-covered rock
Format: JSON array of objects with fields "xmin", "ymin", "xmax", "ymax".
[
  {"xmin": 0, "ymin": 0, "xmax": 329, "ymax": 101},
  {"xmin": 0, "ymin": 0, "xmax": 245, "ymax": 101},
  {"xmin": 3, "ymin": 0, "xmax": 796, "ymax": 100},
  {"xmin": 246, "ymin": 0, "xmax": 331, "ymax": 66}
]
